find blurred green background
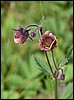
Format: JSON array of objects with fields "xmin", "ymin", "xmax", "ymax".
[{"xmin": 1, "ymin": 1, "xmax": 73, "ymax": 99}]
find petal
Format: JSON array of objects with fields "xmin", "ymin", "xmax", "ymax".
[
  {"xmin": 14, "ymin": 38, "xmax": 20, "ymax": 43},
  {"xmin": 14, "ymin": 37, "xmax": 23, "ymax": 44}
]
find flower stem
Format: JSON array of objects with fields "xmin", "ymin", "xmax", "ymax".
[
  {"xmin": 25, "ymin": 24, "xmax": 39, "ymax": 30},
  {"xmin": 51, "ymin": 50, "xmax": 57, "ymax": 70},
  {"xmin": 54, "ymin": 78, "xmax": 58, "ymax": 99},
  {"xmin": 44, "ymin": 51, "xmax": 54, "ymax": 77},
  {"xmin": 45, "ymin": 51, "xmax": 58, "ymax": 99},
  {"xmin": 24, "ymin": 24, "xmax": 42, "ymax": 38},
  {"xmin": 34, "ymin": 26, "xmax": 43, "ymax": 36},
  {"xmin": 51, "ymin": 50, "xmax": 58, "ymax": 99}
]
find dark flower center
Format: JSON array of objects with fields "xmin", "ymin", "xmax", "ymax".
[{"xmin": 42, "ymin": 37, "xmax": 53, "ymax": 47}]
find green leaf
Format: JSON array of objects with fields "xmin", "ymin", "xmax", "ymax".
[
  {"xmin": 40, "ymin": 16, "xmax": 46, "ymax": 26},
  {"xmin": 59, "ymin": 48, "xmax": 73, "ymax": 67},
  {"xmin": 65, "ymin": 64, "xmax": 73, "ymax": 82},
  {"xmin": 34, "ymin": 56, "xmax": 50, "ymax": 74},
  {"xmin": 1, "ymin": 90, "xmax": 20, "ymax": 99},
  {"xmin": 25, "ymin": 79, "xmax": 41, "ymax": 90},
  {"xmin": 19, "ymin": 90, "xmax": 37, "ymax": 99},
  {"xmin": 60, "ymin": 82, "xmax": 73, "ymax": 99},
  {"xmin": 5, "ymin": 74, "xmax": 25, "ymax": 89}
]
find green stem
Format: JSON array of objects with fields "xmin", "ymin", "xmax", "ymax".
[
  {"xmin": 45, "ymin": 50, "xmax": 58, "ymax": 99},
  {"xmin": 40, "ymin": 1, "xmax": 44, "ymax": 18},
  {"xmin": 51, "ymin": 50, "xmax": 58, "ymax": 99},
  {"xmin": 55, "ymin": 78, "xmax": 58, "ymax": 99}
]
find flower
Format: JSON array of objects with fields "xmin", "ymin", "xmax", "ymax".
[
  {"xmin": 13, "ymin": 27, "xmax": 29, "ymax": 44},
  {"xmin": 29, "ymin": 32, "xmax": 36, "ymax": 38},
  {"xmin": 59, "ymin": 74, "xmax": 65, "ymax": 80},
  {"xmin": 38, "ymin": 31, "xmax": 57, "ymax": 51},
  {"xmin": 28, "ymin": 32, "xmax": 36, "ymax": 41}
]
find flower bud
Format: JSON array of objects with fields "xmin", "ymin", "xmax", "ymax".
[
  {"xmin": 59, "ymin": 74, "xmax": 65, "ymax": 80},
  {"xmin": 30, "ymin": 32, "xmax": 36, "ymax": 38}
]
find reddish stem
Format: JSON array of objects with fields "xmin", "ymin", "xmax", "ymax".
[{"xmin": 44, "ymin": 51, "xmax": 54, "ymax": 77}]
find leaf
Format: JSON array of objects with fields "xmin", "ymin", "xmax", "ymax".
[
  {"xmin": 34, "ymin": 56, "xmax": 50, "ymax": 74},
  {"xmin": 59, "ymin": 48, "xmax": 73, "ymax": 67},
  {"xmin": 60, "ymin": 82, "xmax": 73, "ymax": 99},
  {"xmin": 40, "ymin": 16, "xmax": 46, "ymax": 26},
  {"xmin": 5, "ymin": 74, "xmax": 25, "ymax": 89},
  {"xmin": 24, "ymin": 79, "xmax": 41, "ymax": 90},
  {"xmin": 19, "ymin": 90, "xmax": 37, "ymax": 99},
  {"xmin": 1, "ymin": 90, "xmax": 20, "ymax": 99},
  {"xmin": 65, "ymin": 64, "xmax": 73, "ymax": 82}
]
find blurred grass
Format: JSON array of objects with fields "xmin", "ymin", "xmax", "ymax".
[{"xmin": 1, "ymin": 1, "xmax": 73, "ymax": 99}]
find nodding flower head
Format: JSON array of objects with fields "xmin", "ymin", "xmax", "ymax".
[
  {"xmin": 59, "ymin": 74, "xmax": 65, "ymax": 80},
  {"xmin": 38, "ymin": 31, "xmax": 57, "ymax": 51},
  {"xmin": 29, "ymin": 32, "xmax": 36, "ymax": 38},
  {"xmin": 13, "ymin": 26, "xmax": 30, "ymax": 44}
]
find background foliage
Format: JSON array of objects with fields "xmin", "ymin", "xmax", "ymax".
[{"xmin": 1, "ymin": 1, "xmax": 73, "ymax": 99}]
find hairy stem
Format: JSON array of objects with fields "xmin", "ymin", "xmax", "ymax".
[
  {"xmin": 44, "ymin": 51, "xmax": 54, "ymax": 77},
  {"xmin": 55, "ymin": 78, "xmax": 58, "ymax": 99},
  {"xmin": 51, "ymin": 50, "xmax": 58, "ymax": 99}
]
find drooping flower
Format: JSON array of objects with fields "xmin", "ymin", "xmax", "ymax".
[
  {"xmin": 38, "ymin": 31, "xmax": 57, "ymax": 51},
  {"xmin": 29, "ymin": 32, "xmax": 36, "ymax": 38},
  {"xmin": 13, "ymin": 27, "xmax": 30, "ymax": 44},
  {"xmin": 59, "ymin": 74, "xmax": 65, "ymax": 80},
  {"xmin": 28, "ymin": 32, "xmax": 36, "ymax": 41}
]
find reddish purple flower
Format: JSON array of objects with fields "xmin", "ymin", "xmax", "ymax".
[
  {"xmin": 30, "ymin": 32, "xmax": 36, "ymax": 38},
  {"xmin": 13, "ymin": 27, "xmax": 29, "ymax": 44},
  {"xmin": 38, "ymin": 31, "xmax": 57, "ymax": 51},
  {"xmin": 59, "ymin": 74, "xmax": 65, "ymax": 80}
]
